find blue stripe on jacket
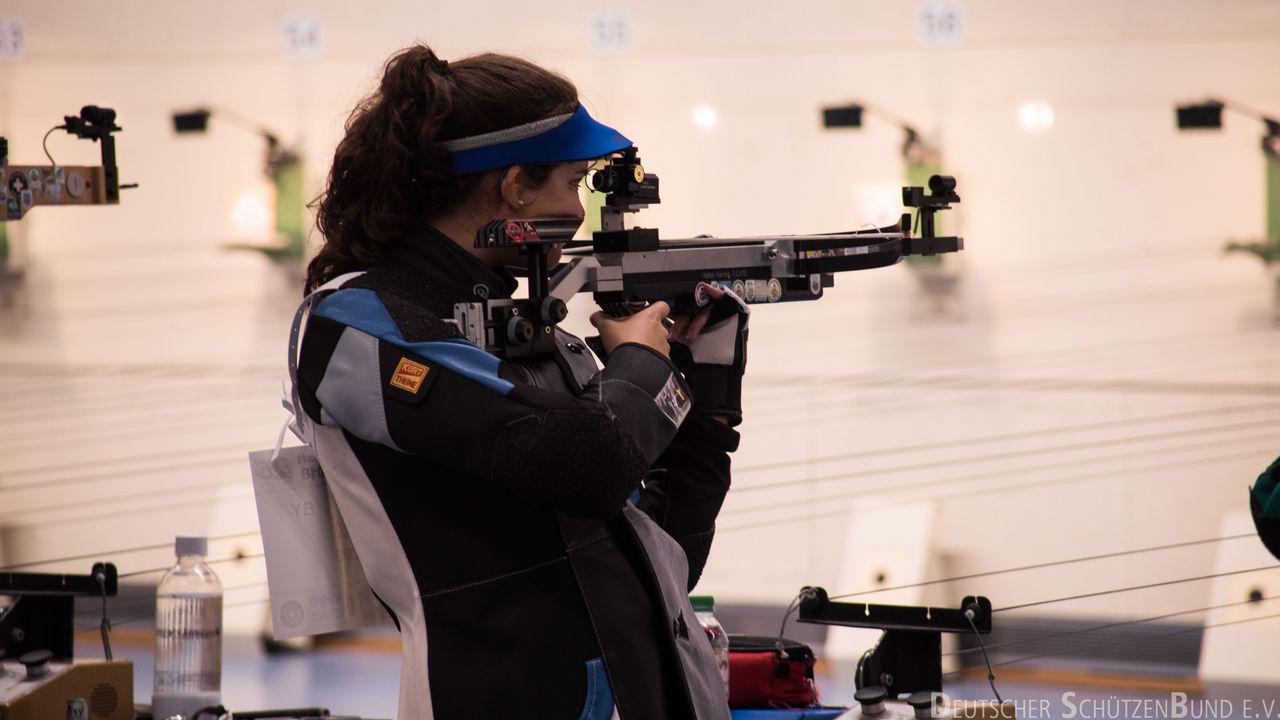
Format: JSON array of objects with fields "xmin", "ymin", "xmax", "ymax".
[{"xmin": 314, "ymin": 288, "xmax": 515, "ymax": 396}]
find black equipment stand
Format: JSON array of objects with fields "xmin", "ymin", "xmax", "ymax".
[
  {"xmin": 2, "ymin": 106, "xmax": 128, "ymax": 223},
  {"xmin": 902, "ymin": 174, "xmax": 961, "ymax": 256},
  {"xmin": 0, "ymin": 563, "xmax": 118, "ymax": 660},
  {"xmin": 61, "ymin": 106, "xmax": 123, "ymax": 204},
  {"xmin": 796, "ymin": 585, "xmax": 992, "ymax": 697}
]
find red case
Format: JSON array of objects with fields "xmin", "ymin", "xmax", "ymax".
[{"xmin": 727, "ymin": 635, "xmax": 819, "ymax": 709}]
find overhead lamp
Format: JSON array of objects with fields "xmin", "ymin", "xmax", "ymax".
[
  {"xmin": 1177, "ymin": 97, "xmax": 1280, "ymax": 290},
  {"xmin": 821, "ymin": 102, "xmax": 935, "ymax": 166},
  {"xmin": 172, "ymin": 107, "xmax": 299, "ymax": 172},
  {"xmin": 172, "ymin": 106, "xmax": 304, "ymax": 260},
  {"xmin": 1175, "ymin": 100, "xmax": 1224, "ymax": 130},
  {"xmin": 1175, "ymin": 98, "xmax": 1280, "ymax": 160},
  {"xmin": 172, "ymin": 109, "xmax": 212, "ymax": 134},
  {"xmin": 822, "ymin": 104, "xmax": 863, "ymax": 129}
]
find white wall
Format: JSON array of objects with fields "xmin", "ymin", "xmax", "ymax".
[{"xmin": 3, "ymin": 0, "xmax": 1280, "ymax": 637}]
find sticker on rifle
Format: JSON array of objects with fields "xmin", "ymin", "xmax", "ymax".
[
  {"xmin": 766, "ymin": 278, "xmax": 783, "ymax": 303},
  {"xmin": 390, "ymin": 357, "xmax": 430, "ymax": 393}
]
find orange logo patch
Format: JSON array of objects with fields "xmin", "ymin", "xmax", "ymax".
[{"xmin": 390, "ymin": 358, "xmax": 430, "ymax": 393}]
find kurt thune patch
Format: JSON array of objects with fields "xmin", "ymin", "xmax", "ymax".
[
  {"xmin": 654, "ymin": 373, "xmax": 691, "ymax": 427},
  {"xmin": 390, "ymin": 357, "xmax": 431, "ymax": 394}
]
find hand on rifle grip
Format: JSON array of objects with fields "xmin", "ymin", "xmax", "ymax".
[{"xmin": 589, "ymin": 301, "xmax": 672, "ymax": 359}]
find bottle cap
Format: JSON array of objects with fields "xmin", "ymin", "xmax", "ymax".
[
  {"xmin": 175, "ymin": 536, "xmax": 208, "ymax": 557},
  {"xmin": 689, "ymin": 595, "xmax": 715, "ymax": 613}
]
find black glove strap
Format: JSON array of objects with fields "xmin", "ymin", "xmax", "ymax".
[
  {"xmin": 671, "ymin": 328, "xmax": 747, "ymax": 427},
  {"xmin": 685, "ymin": 363, "xmax": 742, "ymax": 426}
]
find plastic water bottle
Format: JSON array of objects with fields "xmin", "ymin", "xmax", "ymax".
[
  {"xmin": 690, "ymin": 595, "xmax": 730, "ymax": 694},
  {"xmin": 153, "ymin": 536, "xmax": 223, "ymax": 720}
]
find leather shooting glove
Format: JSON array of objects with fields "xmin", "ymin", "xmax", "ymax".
[{"xmin": 669, "ymin": 282, "xmax": 750, "ymax": 426}]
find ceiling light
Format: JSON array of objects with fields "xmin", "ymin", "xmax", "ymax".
[
  {"xmin": 692, "ymin": 105, "xmax": 718, "ymax": 130},
  {"xmin": 1017, "ymin": 101, "xmax": 1055, "ymax": 134}
]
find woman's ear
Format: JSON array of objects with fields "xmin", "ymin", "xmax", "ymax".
[{"xmin": 499, "ymin": 165, "xmax": 536, "ymax": 211}]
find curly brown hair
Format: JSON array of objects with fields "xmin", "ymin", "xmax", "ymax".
[{"xmin": 305, "ymin": 44, "xmax": 578, "ymax": 293}]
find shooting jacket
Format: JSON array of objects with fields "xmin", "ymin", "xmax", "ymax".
[{"xmin": 294, "ymin": 223, "xmax": 737, "ymax": 720}]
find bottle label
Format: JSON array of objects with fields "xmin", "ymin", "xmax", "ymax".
[
  {"xmin": 155, "ymin": 628, "xmax": 222, "ymax": 639},
  {"xmin": 154, "ymin": 594, "xmax": 223, "ymax": 694}
]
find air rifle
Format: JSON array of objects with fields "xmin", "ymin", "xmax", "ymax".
[
  {"xmin": 456, "ymin": 146, "xmax": 963, "ymax": 359},
  {"xmin": 1, "ymin": 106, "xmax": 128, "ymax": 222}
]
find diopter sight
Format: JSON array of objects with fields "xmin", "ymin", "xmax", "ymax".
[
  {"xmin": 902, "ymin": 174, "xmax": 960, "ymax": 243},
  {"xmin": 589, "ymin": 146, "xmax": 661, "ymax": 252},
  {"xmin": 63, "ymin": 106, "xmax": 122, "ymax": 142}
]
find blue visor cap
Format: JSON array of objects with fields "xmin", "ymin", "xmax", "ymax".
[{"xmin": 443, "ymin": 105, "xmax": 633, "ymax": 175}]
